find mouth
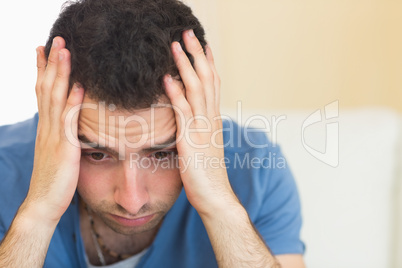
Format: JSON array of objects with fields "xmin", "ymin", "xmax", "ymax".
[{"xmin": 110, "ymin": 213, "xmax": 155, "ymax": 227}]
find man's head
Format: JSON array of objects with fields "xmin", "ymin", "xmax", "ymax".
[
  {"xmin": 44, "ymin": 0, "xmax": 207, "ymax": 235},
  {"xmin": 44, "ymin": 0, "xmax": 207, "ymax": 109}
]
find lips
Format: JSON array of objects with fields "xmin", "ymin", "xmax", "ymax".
[{"xmin": 110, "ymin": 213, "xmax": 155, "ymax": 227}]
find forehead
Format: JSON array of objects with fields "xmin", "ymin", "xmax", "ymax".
[{"xmin": 77, "ymin": 95, "xmax": 177, "ymax": 145}]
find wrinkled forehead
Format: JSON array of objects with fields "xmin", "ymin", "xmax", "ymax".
[{"xmin": 77, "ymin": 95, "xmax": 177, "ymax": 147}]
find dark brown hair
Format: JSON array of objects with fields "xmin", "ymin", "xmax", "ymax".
[{"xmin": 45, "ymin": 0, "xmax": 206, "ymax": 109}]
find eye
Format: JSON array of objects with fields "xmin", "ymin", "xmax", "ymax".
[
  {"xmin": 153, "ymin": 151, "xmax": 169, "ymax": 160},
  {"xmin": 82, "ymin": 151, "xmax": 110, "ymax": 162},
  {"xmin": 90, "ymin": 152, "xmax": 106, "ymax": 161},
  {"xmin": 152, "ymin": 150, "xmax": 177, "ymax": 160}
]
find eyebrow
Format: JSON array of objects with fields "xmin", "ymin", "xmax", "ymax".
[{"xmin": 78, "ymin": 134, "xmax": 177, "ymax": 156}]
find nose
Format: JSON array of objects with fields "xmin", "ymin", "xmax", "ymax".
[{"xmin": 114, "ymin": 160, "xmax": 149, "ymax": 215}]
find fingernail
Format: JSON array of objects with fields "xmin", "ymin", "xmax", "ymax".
[
  {"xmin": 36, "ymin": 48, "xmax": 40, "ymax": 55},
  {"xmin": 188, "ymin": 29, "xmax": 195, "ymax": 37},
  {"xmin": 73, "ymin": 83, "xmax": 80, "ymax": 92},
  {"xmin": 175, "ymin": 42, "xmax": 182, "ymax": 52},
  {"xmin": 52, "ymin": 38, "xmax": 58, "ymax": 48},
  {"xmin": 166, "ymin": 74, "xmax": 173, "ymax": 83},
  {"xmin": 59, "ymin": 51, "xmax": 64, "ymax": 61}
]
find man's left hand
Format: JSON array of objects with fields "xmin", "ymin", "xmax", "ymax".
[{"xmin": 163, "ymin": 29, "xmax": 238, "ymax": 216}]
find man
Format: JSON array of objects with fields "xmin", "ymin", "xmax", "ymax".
[{"xmin": 0, "ymin": 0, "xmax": 305, "ymax": 267}]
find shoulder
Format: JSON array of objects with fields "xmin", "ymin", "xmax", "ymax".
[
  {"xmin": 0, "ymin": 114, "xmax": 38, "ymax": 151},
  {"xmin": 0, "ymin": 114, "xmax": 38, "ymax": 232},
  {"xmin": 221, "ymin": 118, "xmax": 292, "ymax": 212},
  {"xmin": 222, "ymin": 118, "xmax": 273, "ymax": 155},
  {"xmin": 221, "ymin": 119, "xmax": 287, "ymax": 195},
  {"xmin": 0, "ymin": 113, "xmax": 38, "ymax": 171},
  {"xmin": 221, "ymin": 118, "xmax": 305, "ymax": 254},
  {"xmin": 0, "ymin": 113, "xmax": 38, "ymax": 145}
]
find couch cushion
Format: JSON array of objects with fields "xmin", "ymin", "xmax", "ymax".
[{"xmin": 221, "ymin": 107, "xmax": 401, "ymax": 268}]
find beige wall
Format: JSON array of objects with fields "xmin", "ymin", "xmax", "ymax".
[{"xmin": 187, "ymin": 0, "xmax": 402, "ymax": 112}]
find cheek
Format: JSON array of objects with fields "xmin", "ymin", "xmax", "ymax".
[
  {"xmin": 149, "ymin": 167, "xmax": 183, "ymax": 199},
  {"xmin": 77, "ymin": 161, "xmax": 114, "ymax": 201}
]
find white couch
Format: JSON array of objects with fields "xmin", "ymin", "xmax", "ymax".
[{"xmin": 221, "ymin": 106, "xmax": 402, "ymax": 268}]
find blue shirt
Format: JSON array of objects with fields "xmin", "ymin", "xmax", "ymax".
[{"xmin": 0, "ymin": 114, "xmax": 305, "ymax": 267}]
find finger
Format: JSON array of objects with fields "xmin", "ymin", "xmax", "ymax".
[
  {"xmin": 164, "ymin": 74, "xmax": 193, "ymax": 139},
  {"xmin": 40, "ymin": 37, "xmax": 66, "ymax": 114},
  {"xmin": 205, "ymin": 45, "xmax": 221, "ymax": 113},
  {"xmin": 35, "ymin": 46, "xmax": 47, "ymax": 117},
  {"xmin": 182, "ymin": 30, "xmax": 214, "ymax": 86},
  {"xmin": 171, "ymin": 41, "xmax": 207, "ymax": 116},
  {"xmin": 35, "ymin": 46, "xmax": 46, "ymax": 98},
  {"xmin": 62, "ymin": 84, "xmax": 85, "ymax": 148},
  {"xmin": 51, "ymin": 48, "xmax": 71, "ymax": 122},
  {"xmin": 182, "ymin": 30, "xmax": 215, "ymax": 111}
]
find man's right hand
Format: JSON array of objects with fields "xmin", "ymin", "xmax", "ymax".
[
  {"xmin": 23, "ymin": 36, "xmax": 84, "ymax": 224},
  {"xmin": 0, "ymin": 37, "xmax": 84, "ymax": 267}
]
